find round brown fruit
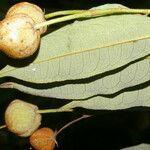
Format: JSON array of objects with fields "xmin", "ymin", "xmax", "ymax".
[
  {"xmin": 30, "ymin": 127, "xmax": 56, "ymax": 150},
  {"xmin": 0, "ymin": 13, "xmax": 40, "ymax": 59},
  {"xmin": 6, "ymin": 2, "xmax": 47, "ymax": 35}
]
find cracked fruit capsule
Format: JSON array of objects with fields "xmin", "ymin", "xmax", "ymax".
[{"xmin": 5, "ymin": 99, "xmax": 41, "ymax": 137}]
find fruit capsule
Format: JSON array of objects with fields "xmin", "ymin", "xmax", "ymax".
[
  {"xmin": 30, "ymin": 127, "xmax": 56, "ymax": 150},
  {"xmin": 5, "ymin": 99, "xmax": 41, "ymax": 137},
  {"xmin": 0, "ymin": 14, "xmax": 40, "ymax": 59}
]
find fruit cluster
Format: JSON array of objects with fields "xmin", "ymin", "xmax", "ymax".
[{"xmin": 5, "ymin": 99, "xmax": 56, "ymax": 150}]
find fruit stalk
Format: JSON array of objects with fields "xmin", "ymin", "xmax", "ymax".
[
  {"xmin": 38, "ymin": 108, "xmax": 73, "ymax": 113},
  {"xmin": 45, "ymin": 10, "xmax": 86, "ymax": 19},
  {"xmin": 36, "ymin": 8, "xmax": 150, "ymax": 29}
]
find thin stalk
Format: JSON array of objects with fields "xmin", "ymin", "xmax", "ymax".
[
  {"xmin": 45, "ymin": 10, "xmax": 86, "ymax": 19},
  {"xmin": 56, "ymin": 115, "xmax": 90, "ymax": 136},
  {"xmin": 0, "ymin": 108, "xmax": 73, "ymax": 130},
  {"xmin": 38, "ymin": 108, "xmax": 73, "ymax": 114},
  {"xmin": 0, "ymin": 125, "xmax": 6, "ymax": 129},
  {"xmin": 43, "ymin": 115, "xmax": 91, "ymax": 147},
  {"xmin": 35, "ymin": 8, "xmax": 150, "ymax": 29},
  {"xmin": 35, "ymin": 11, "xmax": 90, "ymax": 29}
]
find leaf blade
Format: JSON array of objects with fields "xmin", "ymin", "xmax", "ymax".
[
  {"xmin": 59, "ymin": 85, "xmax": 150, "ymax": 110},
  {"xmin": 0, "ymin": 14, "xmax": 150, "ymax": 83},
  {"xmin": 7, "ymin": 58, "xmax": 150, "ymax": 99}
]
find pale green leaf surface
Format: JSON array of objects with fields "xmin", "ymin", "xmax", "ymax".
[
  {"xmin": 0, "ymin": 4, "xmax": 150, "ymax": 110},
  {"xmin": 10, "ymin": 58, "xmax": 150, "ymax": 99},
  {"xmin": 90, "ymin": 3, "xmax": 128, "ymax": 10},
  {"xmin": 0, "ymin": 14, "xmax": 150, "ymax": 83},
  {"xmin": 59, "ymin": 85, "xmax": 150, "ymax": 110},
  {"xmin": 121, "ymin": 144, "xmax": 150, "ymax": 150}
]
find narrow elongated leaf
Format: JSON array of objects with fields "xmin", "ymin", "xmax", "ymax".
[
  {"xmin": 7, "ymin": 58, "xmax": 150, "ymax": 99},
  {"xmin": 121, "ymin": 144, "xmax": 150, "ymax": 150},
  {"xmin": 59, "ymin": 85, "xmax": 150, "ymax": 110}
]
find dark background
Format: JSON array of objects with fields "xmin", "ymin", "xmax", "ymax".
[{"xmin": 0, "ymin": 0, "xmax": 150, "ymax": 150}]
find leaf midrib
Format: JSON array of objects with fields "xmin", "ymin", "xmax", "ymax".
[{"xmin": 0, "ymin": 35, "xmax": 150, "ymax": 76}]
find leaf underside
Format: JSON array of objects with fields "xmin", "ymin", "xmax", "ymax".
[{"xmin": 0, "ymin": 4, "xmax": 150, "ymax": 110}]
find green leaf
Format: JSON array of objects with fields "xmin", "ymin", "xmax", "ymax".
[
  {"xmin": 0, "ymin": 14, "xmax": 150, "ymax": 83},
  {"xmin": 59, "ymin": 85, "xmax": 150, "ymax": 110},
  {"xmin": 121, "ymin": 144, "xmax": 150, "ymax": 150},
  {"xmin": 6, "ymin": 58, "xmax": 150, "ymax": 99},
  {"xmin": 0, "ymin": 4, "xmax": 150, "ymax": 110}
]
